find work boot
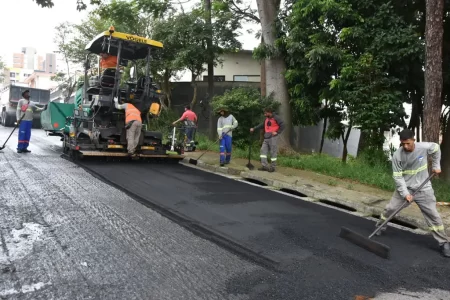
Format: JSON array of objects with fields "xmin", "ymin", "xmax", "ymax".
[
  {"xmin": 268, "ymin": 166, "xmax": 275, "ymax": 173},
  {"xmin": 220, "ymin": 163, "xmax": 225, "ymax": 167},
  {"xmin": 22, "ymin": 149, "xmax": 31, "ymax": 153},
  {"xmin": 441, "ymin": 242, "xmax": 450, "ymax": 257},
  {"xmin": 17, "ymin": 149, "xmax": 23, "ymax": 153},
  {"xmin": 258, "ymin": 166, "xmax": 269, "ymax": 171},
  {"xmin": 374, "ymin": 222, "xmax": 386, "ymax": 236}
]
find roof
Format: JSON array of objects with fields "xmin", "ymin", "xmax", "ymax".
[{"xmin": 85, "ymin": 30, "xmax": 163, "ymax": 60}]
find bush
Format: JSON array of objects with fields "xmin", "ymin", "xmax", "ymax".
[
  {"xmin": 147, "ymin": 109, "xmax": 179, "ymax": 143},
  {"xmin": 211, "ymin": 87, "xmax": 280, "ymax": 148}
]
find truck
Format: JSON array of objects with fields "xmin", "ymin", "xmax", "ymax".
[{"xmin": 0, "ymin": 85, "xmax": 50, "ymax": 128}]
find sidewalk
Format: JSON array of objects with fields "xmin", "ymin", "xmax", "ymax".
[{"xmin": 181, "ymin": 151, "xmax": 450, "ymax": 235}]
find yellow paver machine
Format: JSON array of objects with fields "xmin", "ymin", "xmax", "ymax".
[{"xmin": 40, "ymin": 27, "xmax": 184, "ymax": 162}]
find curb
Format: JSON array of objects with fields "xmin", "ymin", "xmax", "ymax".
[{"xmin": 181, "ymin": 158, "xmax": 450, "ymax": 235}]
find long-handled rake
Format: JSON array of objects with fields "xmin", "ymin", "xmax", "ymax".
[
  {"xmin": 188, "ymin": 129, "xmax": 232, "ymax": 165},
  {"xmin": 0, "ymin": 114, "xmax": 26, "ymax": 151},
  {"xmin": 339, "ymin": 173, "xmax": 435, "ymax": 259}
]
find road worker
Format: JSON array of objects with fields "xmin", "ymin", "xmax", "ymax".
[
  {"xmin": 376, "ymin": 128, "xmax": 450, "ymax": 257},
  {"xmin": 114, "ymin": 97, "xmax": 142, "ymax": 156},
  {"xmin": 216, "ymin": 107, "xmax": 238, "ymax": 166},
  {"xmin": 100, "ymin": 53, "xmax": 118, "ymax": 70},
  {"xmin": 250, "ymin": 107, "xmax": 285, "ymax": 172},
  {"xmin": 172, "ymin": 106, "xmax": 198, "ymax": 143},
  {"xmin": 16, "ymin": 90, "xmax": 45, "ymax": 153}
]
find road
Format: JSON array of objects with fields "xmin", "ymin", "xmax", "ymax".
[{"xmin": 1, "ymin": 127, "xmax": 450, "ymax": 300}]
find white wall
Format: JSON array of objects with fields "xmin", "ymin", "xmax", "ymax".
[
  {"xmin": 173, "ymin": 50, "xmax": 261, "ymax": 82},
  {"xmin": 199, "ymin": 51, "xmax": 261, "ymax": 82}
]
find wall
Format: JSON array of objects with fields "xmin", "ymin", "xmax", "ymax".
[
  {"xmin": 196, "ymin": 51, "xmax": 261, "ymax": 82},
  {"xmin": 293, "ymin": 120, "xmax": 361, "ymax": 157}
]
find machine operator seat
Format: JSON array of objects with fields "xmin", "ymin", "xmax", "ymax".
[{"xmin": 99, "ymin": 68, "xmax": 117, "ymax": 95}]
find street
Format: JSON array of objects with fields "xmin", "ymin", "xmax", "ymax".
[{"xmin": 1, "ymin": 127, "xmax": 450, "ymax": 300}]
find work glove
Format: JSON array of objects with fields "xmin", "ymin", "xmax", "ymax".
[{"xmin": 114, "ymin": 97, "xmax": 118, "ymax": 103}]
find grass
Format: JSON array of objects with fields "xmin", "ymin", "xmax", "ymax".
[{"xmin": 195, "ymin": 134, "xmax": 450, "ymax": 203}]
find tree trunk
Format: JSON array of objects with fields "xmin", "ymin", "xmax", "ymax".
[
  {"xmin": 204, "ymin": 0, "xmax": 215, "ymax": 140},
  {"xmin": 319, "ymin": 117, "xmax": 327, "ymax": 154},
  {"xmin": 260, "ymin": 35, "xmax": 266, "ymax": 97},
  {"xmin": 423, "ymin": 0, "xmax": 444, "ymax": 143},
  {"xmin": 442, "ymin": 113, "xmax": 450, "ymax": 182},
  {"xmin": 163, "ymin": 69, "xmax": 172, "ymax": 108},
  {"xmin": 191, "ymin": 73, "xmax": 198, "ymax": 109},
  {"xmin": 256, "ymin": 0, "xmax": 292, "ymax": 150},
  {"xmin": 341, "ymin": 124, "xmax": 352, "ymax": 163}
]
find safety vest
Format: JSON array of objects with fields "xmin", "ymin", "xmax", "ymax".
[
  {"xmin": 125, "ymin": 104, "xmax": 142, "ymax": 124},
  {"xmin": 264, "ymin": 117, "xmax": 280, "ymax": 133}
]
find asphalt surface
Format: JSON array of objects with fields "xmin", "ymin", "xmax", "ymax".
[
  {"xmin": 0, "ymin": 127, "xmax": 260, "ymax": 300},
  {"xmin": 76, "ymin": 151, "xmax": 450, "ymax": 299},
  {"xmin": 1, "ymin": 127, "xmax": 450, "ymax": 299}
]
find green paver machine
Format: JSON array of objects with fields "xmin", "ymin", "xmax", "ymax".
[{"xmin": 40, "ymin": 26, "xmax": 184, "ymax": 161}]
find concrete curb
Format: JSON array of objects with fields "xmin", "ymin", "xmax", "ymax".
[{"xmin": 181, "ymin": 157, "xmax": 450, "ymax": 235}]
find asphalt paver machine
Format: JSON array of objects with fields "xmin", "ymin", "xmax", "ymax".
[{"xmin": 40, "ymin": 27, "xmax": 184, "ymax": 161}]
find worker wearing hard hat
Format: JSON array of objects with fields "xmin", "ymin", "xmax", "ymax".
[{"xmin": 114, "ymin": 97, "xmax": 142, "ymax": 156}]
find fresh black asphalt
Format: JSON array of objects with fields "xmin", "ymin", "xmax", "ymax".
[{"xmin": 77, "ymin": 159, "xmax": 450, "ymax": 299}]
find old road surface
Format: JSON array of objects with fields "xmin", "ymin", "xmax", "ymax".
[{"xmin": 1, "ymin": 127, "xmax": 450, "ymax": 300}]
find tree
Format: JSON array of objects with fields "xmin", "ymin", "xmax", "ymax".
[
  {"xmin": 255, "ymin": 0, "xmax": 292, "ymax": 150},
  {"xmin": 285, "ymin": 0, "xmax": 423, "ymax": 162},
  {"xmin": 34, "ymin": 0, "xmax": 102, "ymax": 10},
  {"xmin": 423, "ymin": 0, "xmax": 445, "ymax": 144},
  {"xmin": 211, "ymin": 87, "xmax": 279, "ymax": 148}
]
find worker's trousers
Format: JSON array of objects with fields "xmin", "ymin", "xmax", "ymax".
[
  {"xmin": 260, "ymin": 136, "xmax": 278, "ymax": 168},
  {"xmin": 219, "ymin": 134, "xmax": 232, "ymax": 164},
  {"xmin": 17, "ymin": 120, "xmax": 32, "ymax": 150},
  {"xmin": 377, "ymin": 189, "xmax": 450, "ymax": 245},
  {"xmin": 126, "ymin": 120, "xmax": 142, "ymax": 154}
]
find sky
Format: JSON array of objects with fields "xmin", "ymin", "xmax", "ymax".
[{"xmin": 0, "ymin": 0, "xmax": 260, "ymax": 66}]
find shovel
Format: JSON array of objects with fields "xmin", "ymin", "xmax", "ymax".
[
  {"xmin": 246, "ymin": 134, "xmax": 255, "ymax": 170},
  {"xmin": 339, "ymin": 173, "xmax": 435, "ymax": 259},
  {"xmin": 0, "ymin": 114, "xmax": 25, "ymax": 151}
]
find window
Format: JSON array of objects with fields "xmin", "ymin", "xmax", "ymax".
[
  {"xmin": 233, "ymin": 75, "xmax": 260, "ymax": 82},
  {"xmin": 10, "ymin": 72, "xmax": 15, "ymax": 78},
  {"xmin": 203, "ymin": 75, "xmax": 225, "ymax": 82},
  {"xmin": 234, "ymin": 75, "xmax": 248, "ymax": 82}
]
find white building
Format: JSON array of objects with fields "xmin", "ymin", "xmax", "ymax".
[
  {"xmin": 174, "ymin": 50, "xmax": 261, "ymax": 82},
  {"xmin": 24, "ymin": 71, "xmax": 58, "ymax": 90}
]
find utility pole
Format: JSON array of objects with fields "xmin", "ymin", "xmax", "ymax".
[{"xmin": 204, "ymin": 0, "xmax": 215, "ymax": 140}]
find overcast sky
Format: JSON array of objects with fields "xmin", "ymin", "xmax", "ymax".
[{"xmin": 0, "ymin": 0, "xmax": 260, "ymax": 66}]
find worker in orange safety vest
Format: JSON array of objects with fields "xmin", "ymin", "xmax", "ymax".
[
  {"xmin": 250, "ymin": 107, "xmax": 285, "ymax": 172},
  {"xmin": 114, "ymin": 97, "xmax": 142, "ymax": 156}
]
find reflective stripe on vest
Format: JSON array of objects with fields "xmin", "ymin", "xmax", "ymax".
[
  {"xmin": 125, "ymin": 104, "xmax": 142, "ymax": 123},
  {"xmin": 264, "ymin": 117, "xmax": 279, "ymax": 133}
]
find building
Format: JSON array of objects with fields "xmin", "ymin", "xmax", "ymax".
[
  {"xmin": 24, "ymin": 71, "xmax": 57, "ymax": 90},
  {"xmin": 37, "ymin": 55, "xmax": 45, "ymax": 71},
  {"xmin": 174, "ymin": 50, "xmax": 261, "ymax": 83},
  {"xmin": 44, "ymin": 53, "xmax": 57, "ymax": 74},
  {"xmin": 3, "ymin": 67, "xmax": 34, "ymax": 86},
  {"xmin": 12, "ymin": 53, "xmax": 25, "ymax": 68},
  {"xmin": 198, "ymin": 50, "xmax": 261, "ymax": 82},
  {"xmin": 13, "ymin": 47, "xmax": 37, "ymax": 70}
]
